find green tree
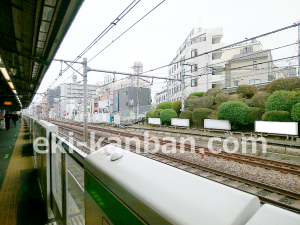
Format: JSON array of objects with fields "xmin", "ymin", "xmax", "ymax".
[
  {"xmin": 262, "ymin": 111, "xmax": 291, "ymax": 122},
  {"xmin": 179, "ymin": 110, "xmax": 193, "ymax": 125},
  {"xmin": 146, "ymin": 109, "xmax": 156, "ymax": 122},
  {"xmin": 189, "ymin": 92, "xmax": 205, "ymax": 98},
  {"xmin": 291, "ymin": 103, "xmax": 300, "ymax": 122},
  {"xmin": 217, "ymin": 101, "xmax": 249, "ymax": 129},
  {"xmin": 236, "ymin": 84, "xmax": 258, "ymax": 98},
  {"xmin": 192, "ymin": 108, "xmax": 214, "ymax": 126},
  {"xmin": 156, "ymin": 101, "xmax": 172, "ymax": 110},
  {"xmin": 249, "ymin": 92, "xmax": 270, "ymax": 108},
  {"xmin": 265, "ymin": 91, "xmax": 300, "ymax": 112},
  {"xmin": 204, "ymin": 88, "xmax": 222, "ymax": 97},
  {"xmin": 245, "ymin": 107, "xmax": 264, "ymax": 124},
  {"xmin": 171, "ymin": 101, "xmax": 181, "ymax": 116},
  {"xmin": 160, "ymin": 109, "xmax": 178, "ymax": 125},
  {"xmin": 266, "ymin": 77, "xmax": 300, "ymax": 93}
]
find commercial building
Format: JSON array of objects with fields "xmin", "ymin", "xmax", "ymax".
[
  {"xmin": 59, "ymin": 75, "xmax": 98, "ymax": 118},
  {"xmin": 113, "ymin": 87, "xmax": 151, "ymax": 116}
]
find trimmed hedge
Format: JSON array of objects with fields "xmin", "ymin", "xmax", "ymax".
[
  {"xmin": 198, "ymin": 96, "xmax": 214, "ymax": 109},
  {"xmin": 291, "ymin": 103, "xmax": 300, "ymax": 122},
  {"xmin": 146, "ymin": 109, "xmax": 156, "ymax": 121},
  {"xmin": 204, "ymin": 88, "xmax": 222, "ymax": 97},
  {"xmin": 215, "ymin": 93, "xmax": 231, "ymax": 105},
  {"xmin": 153, "ymin": 109, "xmax": 163, "ymax": 118},
  {"xmin": 262, "ymin": 111, "xmax": 291, "ymax": 122},
  {"xmin": 189, "ymin": 92, "xmax": 205, "ymax": 98},
  {"xmin": 185, "ymin": 96, "xmax": 214, "ymax": 111},
  {"xmin": 245, "ymin": 107, "xmax": 264, "ymax": 124},
  {"xmin": 186, "ymin": 95, "xmax": 199, "ymax": 100},
  {"xmin": 236, "ymin": 84, "xmax": 258, "ymax": 98},
  {"xmin": 192, "ymin": 108, "xmax": 214, "ymax": 126},
  {"xmin": 265, "ymin": 91, "xmax": 300, "ymax": 112},
  {"xmin": 249, "ymin": 92, "xmax": 270, "ymax": 108},
  {"xmin": 160, "ymin": 109, "xmax": 178, "ymax": 125},
  {"xmin": 266, "ymin": 77, "xmax": 300, "ymax": 93},
  {"xmin": 179, "ymin": 110, "xmax": 193, "ymax": 124},
  {"xmin": 171, "ymin": 101, "xmax": 181, "ymax": 116},
  {"xmin": 156, "ymin": 101, "xmax": 172, "ymax": 110},
  {"xmin": 217, "ymin": 101, "xmax": 249, "ymax": 128}
]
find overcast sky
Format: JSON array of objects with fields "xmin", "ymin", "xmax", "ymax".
[{"xmin": 34, "ymin": 0, "xmax": 300, "ymax": 102}]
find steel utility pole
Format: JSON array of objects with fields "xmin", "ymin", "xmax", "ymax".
[
  {"xmin": 298, "ymin": 20, "xmax": 300, "ymax": 76},
  {"xmin": 166, "ymin": 80, "xmax": 169, "ymax": 101},
  {"xmin": 181, "ymin": 63, "xmax": 185, "ymax": 112},
  {"xmin": 206, "ymin": 54, "xmax": 209, "ymax": 91},
  {"xmin": 83, "ymin": 58, "xmax": 88, "ymax": 143}
]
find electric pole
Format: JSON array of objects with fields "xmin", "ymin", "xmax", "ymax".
[
  {"xmin": 83, "ymin": 58, "xmax": 88, "ymax": 143},
  {"xmin": 206, "ymin": 54, "xmax": 209, "ymax": 91},
  {"xmin": 298, "ymin": 20, "xmax": 300, "ymax": 76},
  {"xmin": 136, "ymin": 71, "xmax": 139, "ymax": 118},
  {"xmin": 181, "ymin": 63, "xmax": 185, "ymax": 112}
]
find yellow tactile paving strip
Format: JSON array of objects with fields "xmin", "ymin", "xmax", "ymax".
[{"xmin": 0, "ymin": 123, "xmax": 33, "ymax": 225}]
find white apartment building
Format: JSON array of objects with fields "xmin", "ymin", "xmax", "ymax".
[
  {"xmin": 223, "ymin": 39, "xmax": 284, "ymax": 88},
  {"xmin": 155, "ymin": 88, "xmax": 167, "ymax": 107},
  {"xmin": 59, "ymin": 75, "xmax": 98, "ymax": 118},
  {"xmin": 167, "ymin": 27, "xmax": 225, "ymax": 102}
]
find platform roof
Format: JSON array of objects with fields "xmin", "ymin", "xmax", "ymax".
[{"xmin": 0, "ymin": 0, "xmax": 84, "ymax": 111}]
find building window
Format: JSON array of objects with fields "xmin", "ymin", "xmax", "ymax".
[
  {"xmin": 191, "ymin": 49, "xmax": 197, "ymax": 57},
  {"xmin": 249, "ymin": 79, "xmax": 261, "ymax": 85},
  {"xmin": 200, "ymin": 36, "xmax": 206, "ymax": 42},
  {"xmin": 193, "ymin": 64, "xmax": 198, "ymax": 72},
  {"xmin": 253, "ymin": 61, "xmax": 257, "ymax": 69},
  {"xmin": 241, "ymin": 46, "xmax": 253, "ymax": 54},
  {"xmin": 234, "ymin": 80, "xmax": 239, "ymax": 86},
  {"xmin": 212, "ymin": 52, "xmax": 222, "ymax": 60},
  {"xmin": 191, "ymin": 79, "xmax": 197, "ymax": 87}
]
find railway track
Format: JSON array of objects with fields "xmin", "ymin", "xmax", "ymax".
[
  {"xmin": 53, "ymin": 120, "xmax": 300, "ymax": 176},
  {"xmin": 55, "ymin": 121, "xmax": 300, "ymax": 214}
]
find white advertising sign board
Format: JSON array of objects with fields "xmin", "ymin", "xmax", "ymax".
[
  {"xmin": 102, "ymin": 114, "xmax": 110, "ymax": 123},
  {"xmin": 95, "ymin": 114, "xmax": 100, "ymax": 123},
  {"xmin": 114, "ymin": 115, "xmax": 120, "ymax": 125},
  {"xmin": 255, "ymin": 121, "xmax": 298, "ymax": 136},
  {"xmin": 171, "ymin": 118, "xmax": 190, "ymax": 127},
  {"xmin": 148, "ymin": 118, "xmax": 161, "ymax": 125},
  {"xmin": 204, "ymin": 119, "xmax": 231, "ymax": 130}
]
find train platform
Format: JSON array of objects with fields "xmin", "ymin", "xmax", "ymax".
[{"xmin": 0, "ymin": 120, "xmax": 48, "ymax": 225}]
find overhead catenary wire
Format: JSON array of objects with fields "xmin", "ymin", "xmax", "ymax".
[
  {"xmin": 48, "ymin": 0, "xmax": 142, "ymax": 89},
  {"xmin": 58, "ymin": 0, "xmax": 167, "ymax": 86},
  {"xmin": 165, "ymin": 55, "xmax": 300, "ymax": 98},
  {"xmin": 142, "ymin": 22, "xmax": 300, "ymax": 74}
]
